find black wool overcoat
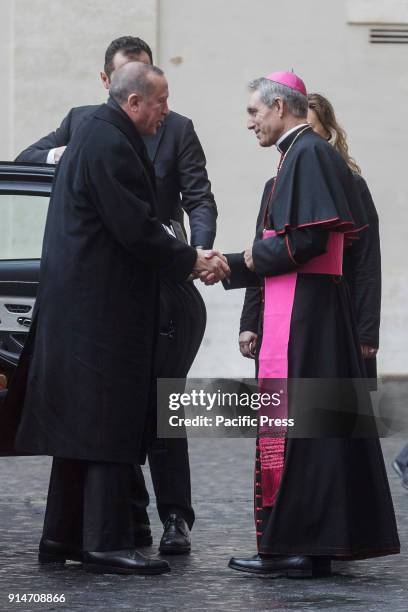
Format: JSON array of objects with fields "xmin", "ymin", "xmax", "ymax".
[{"xmin": 11, "ymin": 102, "xmax": 196, "ymax": 463}]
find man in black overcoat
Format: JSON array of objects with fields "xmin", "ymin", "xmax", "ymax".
[
  {"xmin": 16, "ymin": 35, "xmax": 217, "ymax": 552},
  {"xmin": 13, "ymin": 61, "xmax": 228, "ymax": 575}
]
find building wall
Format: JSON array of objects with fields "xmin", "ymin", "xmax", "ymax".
[
  {"xmin": 4, "ymin": 0, "xmax": 158, "ymax": 157},
  {"xmin": 158, "ymin": 0, "xmax": 408, "ymax": 376},
  {"xmin": 346, "ymin": 0, "xmax": 408, "ymax": 24},
  {"xmin": 0, "ymin": 0, "xmax": 14, "ymax": 160},
  {"xmin": 0, "ymin": 0, "xmax": 406, "ymax": 375}
]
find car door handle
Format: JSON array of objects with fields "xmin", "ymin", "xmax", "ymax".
[
  {"xmin": 0, "ymin": 332, "xmax": 24, "ymax": 365},
  {"xmin": 0, "ymin": 346, "xmax": 20, "ymax": 365}
]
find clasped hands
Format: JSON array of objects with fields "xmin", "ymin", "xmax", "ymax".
[
  {"xmin": 193, "ymin": 249, "xmax": 230, "ymax": 285},
  {"xmin": 192, "ymin": 247, "xmax": 254, "ymax": 286}
]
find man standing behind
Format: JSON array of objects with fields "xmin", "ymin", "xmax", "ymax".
[
  {"xmin": 16, "ymin": 36, "xmax": 217, "ymax": 250},
  {"xmin": 16, "ymin": 36, "xmax": 217, "ymax": 552},
  {"xmin": 13, "ymin": 62, "xmax": 228, "ymax": 575}
]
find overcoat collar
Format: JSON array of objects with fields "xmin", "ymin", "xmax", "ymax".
[
  {"xmin": 98, "ymin": 97, "xmax": 148, "ymax": 156},
  {"xmin": 96, "ymin": 97, "xmax": 157, "ymax": 198}
]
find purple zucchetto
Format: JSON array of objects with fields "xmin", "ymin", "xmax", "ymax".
[{"xmin": 264, "ymin": 71, "xmax": 307, "ymax": 96}]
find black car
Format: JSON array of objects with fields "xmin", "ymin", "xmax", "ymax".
[{"xmin": 0, "ymin": 162, "xmax": 53, "ymax": 399}]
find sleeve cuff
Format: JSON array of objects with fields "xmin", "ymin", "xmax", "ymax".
[
  {"xmin": 191, "ymin": 230, "xmax": 216, "ymax": 250},
  {"xmin": 46, "ymin": 148, "xmax": 57, "ymax": 164},
  {"xmin": 222, "ymin": 253, "xmax": 260, "ymax": 289}
]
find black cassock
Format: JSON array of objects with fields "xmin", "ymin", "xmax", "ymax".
[
  {"xmin": 12, "ymin": 101, "xmax": 196, "ymax": 464},
  {"xmin": 240, "ymin": 173, "xmax": 381, "ymax": 381},
  {"xmin": 225, "ymin": 126, "xmax": 399, "ymax": 559}
]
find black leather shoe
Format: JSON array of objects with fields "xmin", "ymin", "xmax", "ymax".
[
  {"xmin": 134, "ymin": 522, "xmax": 153, "ymax": 547},
  {"xmin": 159, "ymin": 513, "xmax": 191, "ymax": 554},
  {"xmin": 83, "ymin": 549, "xmax": 170, "ymax": 575},
  {"xmin": 228, "ymin": 554, "xmax": 331, "ymax": 578},
  {"xmin": 38, "ymin": 538, "xmax": 83, "ymax": 564}
]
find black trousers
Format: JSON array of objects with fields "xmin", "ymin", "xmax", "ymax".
[
  {"xmin": 43, "ymin": 458, "xmax": 136, "ymax": 551},
  {"xmin": 132, "ymin": 438, "xmax": 194, "ymax": 529}
]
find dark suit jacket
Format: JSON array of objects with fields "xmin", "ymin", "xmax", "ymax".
[{"xmin": 16, "ymin": 105, "xmax": 217, "ymax": 248}]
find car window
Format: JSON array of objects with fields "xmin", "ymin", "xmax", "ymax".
[{"xmin": 0, "ymin": 193, "xmax": 49, "ymax": 259}]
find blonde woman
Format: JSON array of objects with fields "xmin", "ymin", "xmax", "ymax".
[{"xmin": 307, "ymin": 93, "xmax": 380, "ymax": 377}]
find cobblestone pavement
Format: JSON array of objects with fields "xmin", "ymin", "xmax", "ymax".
[{"xmin": 0, "ymin": 437, "xmax": 406, "ymax": 612}]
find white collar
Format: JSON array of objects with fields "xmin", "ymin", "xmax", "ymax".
[{"xmin": 276, "ymin": 123, "xmax": 309, "ymax": 152}]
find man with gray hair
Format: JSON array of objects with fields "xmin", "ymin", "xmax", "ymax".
[
  {"xmin": 110, "ymin": 61, "xmax": 163, "ymax": 104},
  {"xmin": 215, "ymin": 71, "xmax": 399, "ymax": 577},
  {"xmin": 16, "ymin": 35, "xmax": 217, "ymax": 554},
  {"xmin": 13, "ymin": 61, "xmax": 229, "ymax": 576}
]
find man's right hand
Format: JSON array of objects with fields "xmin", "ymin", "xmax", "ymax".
[
  {"xmin": 239, "ymin": 331, "xmax": 258, "ymax": 359},
  {"xmin": 53, "ymin": 146, "xmax": 67, "ymax": 163},
  {"xmin": 361, "ymin": 344, "xmax": 378, "ymax": 359},
  {"xmin": 193, "ymin": 249, "xmax": 230, "ymax": 284}
]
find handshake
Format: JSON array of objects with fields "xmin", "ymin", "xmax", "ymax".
[{"xmin": 192, "ymin": 249, "xmax": 231, "ymax": 285}]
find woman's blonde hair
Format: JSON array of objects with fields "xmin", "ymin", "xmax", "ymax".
[{"xmin": 307, "ymin": 93, "xmax": 361, "ymax": 175}]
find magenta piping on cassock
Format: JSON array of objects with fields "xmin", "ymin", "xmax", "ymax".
[{"xmin": 274, "ymin": 217, "xmax": 356, "ymax": 235}]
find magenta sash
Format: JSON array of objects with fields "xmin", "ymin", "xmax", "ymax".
[{"xmin": 257, "ymin": 230, "xmax": 343, "ymax": 506}]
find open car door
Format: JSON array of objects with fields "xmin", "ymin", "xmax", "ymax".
[{"xmin": 0, "ymin": 163, "xmax": 53, "ymax": 447}]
